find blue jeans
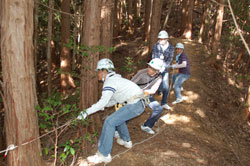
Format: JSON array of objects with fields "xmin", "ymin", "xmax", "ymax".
[
  {"xmin": 159, "ymin": 72, "xmax": 170, "ymax": 105},
  {"xmin": 172, "ymin": 73, "xmax": 190, "ymax": 99},
  {"xmin": 144, "ymin": 96, "xmax": 163, "ymax": 128},
  {"xmin": 98, "ymin": 100, "xmax": 145, "ymax": 156}
]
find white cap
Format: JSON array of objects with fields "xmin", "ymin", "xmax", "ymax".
[
  {"xmin": 176, "ymin": 43, "xmax": 184, "ymax": 49},
  {"xmin": 158, "ymin": 30, "xmax": 169, "ymax": 39},
  {"xmin": 96, "ymin": 58, "xmax": 114, "ymax": 72},
  {"xmin": 148, "ymin": 58, "xmax": 164, "ymax": 71}
]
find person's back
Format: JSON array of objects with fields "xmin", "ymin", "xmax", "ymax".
[{"xmin": 104, "ymin": 73, "xmax": 143, "ymax": 105}]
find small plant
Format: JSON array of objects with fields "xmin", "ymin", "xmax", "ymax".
[{"xmin": 122, "ymin": 56, "xmax": 134, "ymax": 73}]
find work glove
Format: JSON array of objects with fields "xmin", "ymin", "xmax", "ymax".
[
  {"xmin": 77, "ymin": 110, "xmax": 88, "ymax": 120},
  {"xmin": 159, "ymin": 66, "xmax": 166, "ymax": 73}
]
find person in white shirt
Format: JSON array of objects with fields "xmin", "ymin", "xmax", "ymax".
[{"xmin": 77, "ymin": 58, "xmax": 147, "ymax": 164}]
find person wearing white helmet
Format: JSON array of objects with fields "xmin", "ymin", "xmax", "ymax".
[
  {"xmin": 77, "ymin": 58, "xmax": 147, "ymax": 164},
  {"xmin": 151, "ymin": 30, "xmax": 174, "ymax": 110},
  {"xmin": 131, "ymin": 58, "xmax": 164, "ymax": 134},
  {"xmin": 170, "ymin": 43, "xmax": 190, "ymax": 104}
]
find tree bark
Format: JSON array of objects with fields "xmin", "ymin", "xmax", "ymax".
[
  {"xmin": 148, "ymin": 0, "xmax": 162, "ymax": 54},
  {"xmin": 80, "ymin": 0, "xmax": 101, "ymax": 110},
  {"xmin": 162, "ymin": 0, "xmax": 174, "ymax": 29},
  {"xmin": 181, "ymin": 0, "xmax": 194, "ymax": 39},
  {"xmin": 144, "ymin": 0, "xmax": 152, "ymax": 41},
  {"xmin": 198, "ymin": 0, "xmax": 210, "ymax": 43},
  {"xmin": 1, "ymin": 0, "xmax": 43, "ymax": 165},
  {"xmin": 113, "ymin": 0, "xmax": 120, "ymax": 37},
  {"xmin": 47, "ymin": 0, "xmax": 54, "ymax": 96},
  {"xmin": 60, "ymin": 0, "xmax": 75, "ymax": 95},
  {"xmin": 212, "ymin": 0, "xmax": 225, "ymax": 55},
  {"xmin": 101, "ymin": 0, "xmax": 114, "ymax": 59}
]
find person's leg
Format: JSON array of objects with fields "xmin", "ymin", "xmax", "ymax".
[
  {"xmin": 161, "ymin": 72, "xmax": 170, "ymax": 105},
  {"xmin": 173, "ymin": 74, "xmax": 190, "ymax": 100},
  {"xmin": 98, "ymin": 100, "xmax": 144, "ymax": 156},
  {"xmin": 143, "ymin": 96, "xmax": 163, "ymax": 128}
]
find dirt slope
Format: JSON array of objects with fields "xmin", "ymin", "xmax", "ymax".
[{"xmin": 79, "ymin": 37, "xmax": 250, "ymax": 166}]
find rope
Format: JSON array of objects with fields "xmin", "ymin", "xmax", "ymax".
[{"xmin": 0, "ymin": 118, "xmax": 74, "ymax": 156}]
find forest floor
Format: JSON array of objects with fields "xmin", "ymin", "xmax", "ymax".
[{"xmin": 77, "ymin": 36, "xmax": 250, "ymax": 166}]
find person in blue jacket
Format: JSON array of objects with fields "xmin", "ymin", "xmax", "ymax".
[{"xmin": 151, "ymin": 30, "xmax": 174, "ymax": 110}]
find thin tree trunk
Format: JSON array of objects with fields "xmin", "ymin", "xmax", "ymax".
[
  {"xmin": 162, "ymin": 0, "xmax": 174, "ymax": 29},
  {"xmin": 148, "ymin": 0, "xmax": 162, "ymax": 54},
  {"xmin": 60, "ymin": 0, "xmax": 75, "ymax": 95},
  {"xmin": 127, "ymin": 0, "xmax": 133, "ymax": 34},
  {"xmin": 180, "ymin": 0, "xmax": 188, "ymax": 34},
  {"xmin": 144, "ymin": 0, "xmax": 152, "ymax": 41},
  {"xmin": 1, "ymin": 0, "xmax": 43, "ymax": 165},
  {"xmin": 47, "ymin": 0, "xmax": 54, "ymax": 96},
  {"xmin": 113, "ymin": 0, "xmax": 120, "ymax": 37},
  {"xmin": 101, "ymin": 0, "xmax": 114, "ymax": 59},
  {"xmin": 198, "ymin": 0, "xmax": 209, "ymax": 43},
  {"xmin": 212, "ymin": 0, "xmax": 225, "ymax": 55},
  {"xmin": 182, "ymin": 0, "xmax": 194, "ymax": 39}
]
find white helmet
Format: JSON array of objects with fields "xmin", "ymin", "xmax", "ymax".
[
  {"xmin": 158, "ymin": 30, "xmax": 169, "ymax": 39},
  {"xmin": 176, "ymin": 43, "xmax": 184, "ymax": 49},
  {"xmin": 96, "ymin": 58, "xmax": 114, "ymax": 72},
  {"xmin": 148, "ymin": 58, "xmax": 163, "ymax": 71}
]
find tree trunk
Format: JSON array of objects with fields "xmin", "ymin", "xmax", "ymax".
[
  {"xmin": 162, "ymin": 0, "xmax": 174, "ymax": 29},
  {"xmin": 47, "ymin": 0, "xmax": 54, "ymax": 96},
  {"xmin": 60, "ymin": 0, "xmax": 75, "ymax": 95},
  {"xmin": 148, "ymin": 0, "xmax": 162, "ymax": 54},
  {"xmin": 180, "ymin": 0, "xmax": 188, "ymax": 34},
  {"xmin": 80, "ymin": 0, "xmax": 101, "ymax": 110},
  {"xmin": 181, "ymin": 0, "xmax": 194, "ymax": 39},
  {"xmin": 101, "ymin": 0, "xmax": 114, "ymax": 59},
  {"xmin": 212, "ymin": 0, "xmax": 225, "ymax": 55},
  {"xmin": 127, "ymin": 0, "xmax": 133, "ymax": 34},
  {"xmin": 198, "ymin": 0, "xmax": 210, "ymax": 43},
  {"xmin": 1, "ymin": 0, "xmax": 43, "ymax": 165},
  {"xmin": 113, "ymin": 0, "xmax": 120, "ymax": 37},
  {"xmin": 144, "ymin": 0, "xmax": 152, "ymax": 41}
]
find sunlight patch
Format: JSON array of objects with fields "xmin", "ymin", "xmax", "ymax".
[
  {"xmin": 182, "ymin": 142, "xmax": 191, "ymax": 148},
  {"xmin": 195, "ymin": 109, "xmax": 206, "ymax": 118},
  {"xmin": 160, "ymin": 150, "xmax": 180, "ymax": 158},
  {"xmin": 184, "ymin": 91, "xmax": 199, "ymax": 103},
  {"xmin": 160, "ymin": 114, "xmax": 190, "ymax": 124}
]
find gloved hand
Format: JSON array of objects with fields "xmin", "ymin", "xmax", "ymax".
[
  {"xmin": 159, "ymin": 66, "xmax": 165, "ymax": 73},
  {"xmin": 77, "ymin": 111, "xmax": 88, "ymax": 120}
]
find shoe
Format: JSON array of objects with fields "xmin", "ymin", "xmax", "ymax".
[
  {"xmin": 87, "ymin": 151, "xmax": 112, "ymax": 164},
  {"xmin": 114, "ymin": 131, "xmax": 120, "ymax": 139},
  {"xmin": 162, "ymin": 104, "xmax": 172, "ymax": 110},
  {"xmin": 172, "ymin": 98, "xmax": 183, "ymax": 105},
  {"xmin": 116, "ymin": 138, "xmax": 132, "ymax": 148},
  {"xmin": 141, "ymin": 125, "xmax": 155, "ymax": 134}
]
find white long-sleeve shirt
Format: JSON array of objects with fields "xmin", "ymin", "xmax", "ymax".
[{"xmin": 86, "ymin": 72, "xmax": 143, "ymax": 115}]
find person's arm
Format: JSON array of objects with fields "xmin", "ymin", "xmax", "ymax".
[
  {"xmin": 164, "ymin": 47, "xmax": 174, "ymax": 69},
  {"xmin": 86, "ymin": 89, "xmax": 114, "ymax": 115},
  {"xmin": 172, "ymin": 61, "xmax": 187, "ymax": 68},
  {"xmin": 143, "ymin": 78, "xmax": 162, "ymax": 95}
]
